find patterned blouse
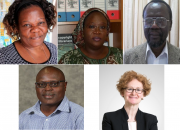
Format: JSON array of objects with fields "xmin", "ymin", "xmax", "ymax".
[
  {"xmin": 59, "ymin": 47, "xmax": 123, "ymax": 64},
  {"xmin": 0, "ymin": 41, "xmax": 57, "ymax": 64}
]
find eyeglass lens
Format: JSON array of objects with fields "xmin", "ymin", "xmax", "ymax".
[
  {"xmin": 144, "ymin": 17, "xmax": 168, "ymax": 28},
  {"xmin": 36, "ymin": 81, "xmax": 64, "ymax": 88}
]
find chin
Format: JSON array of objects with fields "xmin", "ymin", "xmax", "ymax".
[{"xmin": 148, "ymin": 39, "xmax": 165, "ymax": 49}]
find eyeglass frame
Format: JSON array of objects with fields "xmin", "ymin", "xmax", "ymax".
[
  {"xmin": 35, "ymin": 80, "xmax": 66, "ymax": 88},
  {"xmin": 123, "ymin": 87, "xmax": 144, "ymax": 94},
  {"xmin": 143, "ymin": 17, "xmax": 170, "ymax": 28}
]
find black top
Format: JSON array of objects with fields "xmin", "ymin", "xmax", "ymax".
[{"xmin": 102, "ymin": 107, "xmax": 158, "ymax": 130}]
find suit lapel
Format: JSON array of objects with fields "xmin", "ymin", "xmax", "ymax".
[{"xmin": 132, "ymin": 43, "xmax": 147, "ymax": 64}]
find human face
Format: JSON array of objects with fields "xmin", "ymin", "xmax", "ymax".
[
  {"xmin": 18, "ymin": 5, "xmax": 48, "ymax": 47},
  {"xmin": 122, "ymin": 79, "xmax": 144, "ymax": 105},
  {"xmin": 143, "ymin": 3, "xmax": 172, "ymax": 49},
  {"xmin": 35, "ymin": 68, "xmax": 66, "ymax": 106},
  {"xmin": 83, "ymin": 11, "xmax": 108, "ymax": 49}
]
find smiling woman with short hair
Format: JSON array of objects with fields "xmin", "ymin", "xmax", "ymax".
[
  {"xmin": 102, "ymin": 71, "xmax": 158, "ymax": 130},
  {"xmin": 0, "ymin": 0, "xmax": 57, "ymax": 64},
  {"xmin": 58, "ymin": 8, "xmax": 123, "ymax": 64}
]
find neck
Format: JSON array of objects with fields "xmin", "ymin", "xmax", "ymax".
[
  {"xmin": 40, "ymin": 103, "xmax": 60, "ymax": 117},
  {"xmin": 81, "ymin": 45, "xmax": 108, "ymax": 59},
  {"xmin": 124, "ymin": 103, "xmax": 139, "ymax": 122},
  {"xmin": 151, "ymin": 41, "xmax": 166, "ymax": 58}
]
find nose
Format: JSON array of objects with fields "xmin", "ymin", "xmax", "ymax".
[
  {"xmin": 93, "ymin": 26, "xmax": 100, "ymax": 34},
  {"xmin": 31, "ymin": 26, "xmax": 40, "ymax": 33},
  {"xmin": 44, "ymin": 83, "xmax": 53, "ymax": 91},
  {"xmin": 132, "ymin": 89, "xmax": 136, "ymax": 95},
  {"xmin": 151, "ymin": 20, "xmax": 159, "ymax": 29}
]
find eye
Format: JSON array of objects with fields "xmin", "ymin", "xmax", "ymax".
[
  {"xmin": 127, "ymin": 88, "xmax": 132, "ymax": 91},
  {"xmin": 38, "ymin": 21, "xmax": 45, "ymax": 26},
  {"xmin": 136, "ymin": 89, "xmax": 141, "ymax": 92},
  {"xmin": 89, "ymin": 25, "xmax": 95, "ymax": 29},
  {"xmin": 50, "ymin": 82, "xmax": 58, "ymax": 87},
  {"xmin": 23, "ymin": 24, "xmax": 31, "ymax": 28},
  {"xmin": 100, "ymin": 26, "xmax": 106, "ymax": 29},
  {"xmin": 37, "ymin": 82, "xmax": 45, "ymax": 88}
]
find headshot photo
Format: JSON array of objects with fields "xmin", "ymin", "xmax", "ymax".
[
  {"xmin": 58, "ymin": 7, "xmax": 123, "ymax": 64},
  {"xmin": 99, "ymin": 65, "xmax": 164, "ymax": 130},
  {"xmin": 0, "ymin": 0, "xmax": 57, "ymax": 64},
  {"xmin": 19, "ymin": 65, "xmax": 84, "ymax": 130},
  {"xmin": 124, "ymin": 0, "xmax": 180, "ymax": 64}
]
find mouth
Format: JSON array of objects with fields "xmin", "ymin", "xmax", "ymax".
[
  {"xmin": 92, "ymin": 37, "xmax": 101, "ymax": 42},
  {"xmin": 42, "ymin": 93, "xmax": 55, "ymax": 99},
  {"xmin": 30, "ymin": 35, "xmax": 42, "ymax": 40},
  {"xmin": 129, "ymin": 96, "xmax": 138, "ymax": 99}
]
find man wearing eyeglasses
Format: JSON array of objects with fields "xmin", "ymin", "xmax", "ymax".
[
  {"xmin": 19, "ymin": 66, "xmax": 84, "ymax": 130},
  {"xmin": 124, "ymin": 0, "xmax": 180, "ymax": 64}
]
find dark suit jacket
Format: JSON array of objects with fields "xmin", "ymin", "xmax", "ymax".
[
  {"xmin": 102, "ymin": 107, "xmax": 158, "ymax": 130},
  {"xmin": 124, "ymin": 42, "xmax": 180, "ymax": 64}
]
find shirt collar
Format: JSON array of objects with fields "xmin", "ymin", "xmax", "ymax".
[
  {"xmin": 26, "ymin": 96, "xmax": 70, "ymax": 115},
  {"xmin": 145, "ymin": 41, "xmax": 168, "ymax": 60}
]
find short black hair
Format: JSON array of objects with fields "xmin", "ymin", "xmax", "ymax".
[{"xmin": 142, "ymin": 0, "xmax": 172, "ymax": 21}]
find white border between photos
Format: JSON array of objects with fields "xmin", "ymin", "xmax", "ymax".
[
  {"xmin": 0, "ymin": 65, "xmax": 18, "ymax": 130},
  {"xmin": 165, "ymin": 65, "xmax": 180, "ymax": 130},
  {"xmin": 84, "ymin": 65, "xmax": 99, "ymax": 130}
]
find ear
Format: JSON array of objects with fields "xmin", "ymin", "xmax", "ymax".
[
  {"xmin": 169, "ymin": 21, "xmax": 172, "ymax": 31},
  {"xmin": 64, "ymin": 82, "xmax": 67, "ymax": 91}
]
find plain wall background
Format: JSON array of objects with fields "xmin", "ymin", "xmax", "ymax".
[
  {"xmin": 19, "ymin": 65, "xmax": 84, "ymax": 114},
  {"xmin": 99, "ymin": 65, "xmax": 164, "ymax": 130}
]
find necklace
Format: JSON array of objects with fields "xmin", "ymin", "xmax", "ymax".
[{"xmin": 20, "ymin": 42, "xmax": 48, "ymax": 64}]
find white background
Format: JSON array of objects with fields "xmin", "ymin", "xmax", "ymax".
[{"xmin": 0, "ymin": 65, "xmax": 180, "ymax": 130}]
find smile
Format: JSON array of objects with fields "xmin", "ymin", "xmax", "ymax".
[
  {"xmin": 129, "ymin": 96, "xmax": 138, "ymax": 99},
  {"xmin": 30, "ymin": 36, "xmax": 42, "ymax": 40},
  {"xmin": 43, "ymin": 94, "xmax": 55, "ymax": 99},
  {"xmin": 92, "ymin": 37, "xmax": 101, "ymax": 42}
]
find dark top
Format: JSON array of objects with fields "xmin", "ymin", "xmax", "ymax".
[
  {"xmin": 102, "ymin": 107, "xmax": 158, "ymax": 130},
  {"xmin": 0, "ymin": 41, "xmax": 57, "ymax": 64}
]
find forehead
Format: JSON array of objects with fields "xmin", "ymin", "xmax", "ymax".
[
  {"xmin": 18, "ymin": 5, "xmax": 44, "ymax": 18},
  {"xmin": 84, "ymin": 11, "xmax": 107, "ymax": 24},
  {"xmin": 36, "ymin": 68, "xmax": 64, "ymax": 81},
  {"xmin": 144, "ymin": 2, "xmax": 170, "ymax": 19},
  {"xmin": 127, "ymin": 79, "xmax": 143, "ymax": 88}
]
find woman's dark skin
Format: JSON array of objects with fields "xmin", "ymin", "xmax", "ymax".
[
  {"xmin": 80, "ymin": 11, "xmax": 109, "ymax": 59},
  {"xmin": 14, "ymin": 5, "xmax": 50, "ymax": 63}
]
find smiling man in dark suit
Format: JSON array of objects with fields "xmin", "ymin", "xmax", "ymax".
[{"xmin": 124, "ymin": 0, "xmax": 180, "ymax": 64}]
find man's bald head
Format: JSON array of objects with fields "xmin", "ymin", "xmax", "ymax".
[{"xmin": 36, "ymin": 66, "xmax": 65, "ymax": 81}]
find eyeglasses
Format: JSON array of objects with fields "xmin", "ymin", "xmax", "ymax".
[
  {"xmin": 143, "ymin": 17, "xmax": 170, "ymax": 28},
  {"xmin": 123, "ymin": 87, "xmax": 144, "ymax": 94},
  {"xmin": 35, "ymin": 80, "xmax": 65, "ymax": 88}
]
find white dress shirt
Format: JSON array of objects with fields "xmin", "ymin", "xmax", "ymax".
[
  {"xmin": 128, "ymin": 121, "xmax": 137, "ymax": 130},
  {"xmin": 145, "ymin": 42, "xmax": 168, "ymax": 64}
]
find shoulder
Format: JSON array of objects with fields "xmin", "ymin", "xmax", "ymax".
[
  {"xmin": 125, "ymin": 43, "xmax": 147, "ymax": 55},
  {"xmin": 19, "ymin": 105, "xmax": 35, "ymax": 120},
  {"xmin": 108, "ymin": 47, "xmax": 123, "ymax": 64},
  {"xmin": 59, "ymin": 49, "xmax": 82, "ymax": 64},
  {"xmin": 138, "ymin": 110, "xmax": 158, "ymax": 124},
  {"xmin": 103, "ymin": 109, "xmax": 123, "ymax": 120},
  {"xmin": 69, "ymin": 101, "xmax": 84, "ymax": 115},
  {"xmin": 44, "ymin": 41, "xmax": 57, "ymax": 50},
  {"xmin": 0, "ymin": 43, "xmax": 16, "ymax": 53},
  {"xmin": 124, "ymin": 43, "xmax": 147, "ymax": 64},
  {"xmin": 109, "ymin": 47, "xmax": 122, "ymax": 52},
  {"xmin": 168, "ymin": 43, "xmax": 180, "ymax": 54},
  {"xmin": 0, "ymin": 43, "xmax": 18, "ymax": 64}
]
